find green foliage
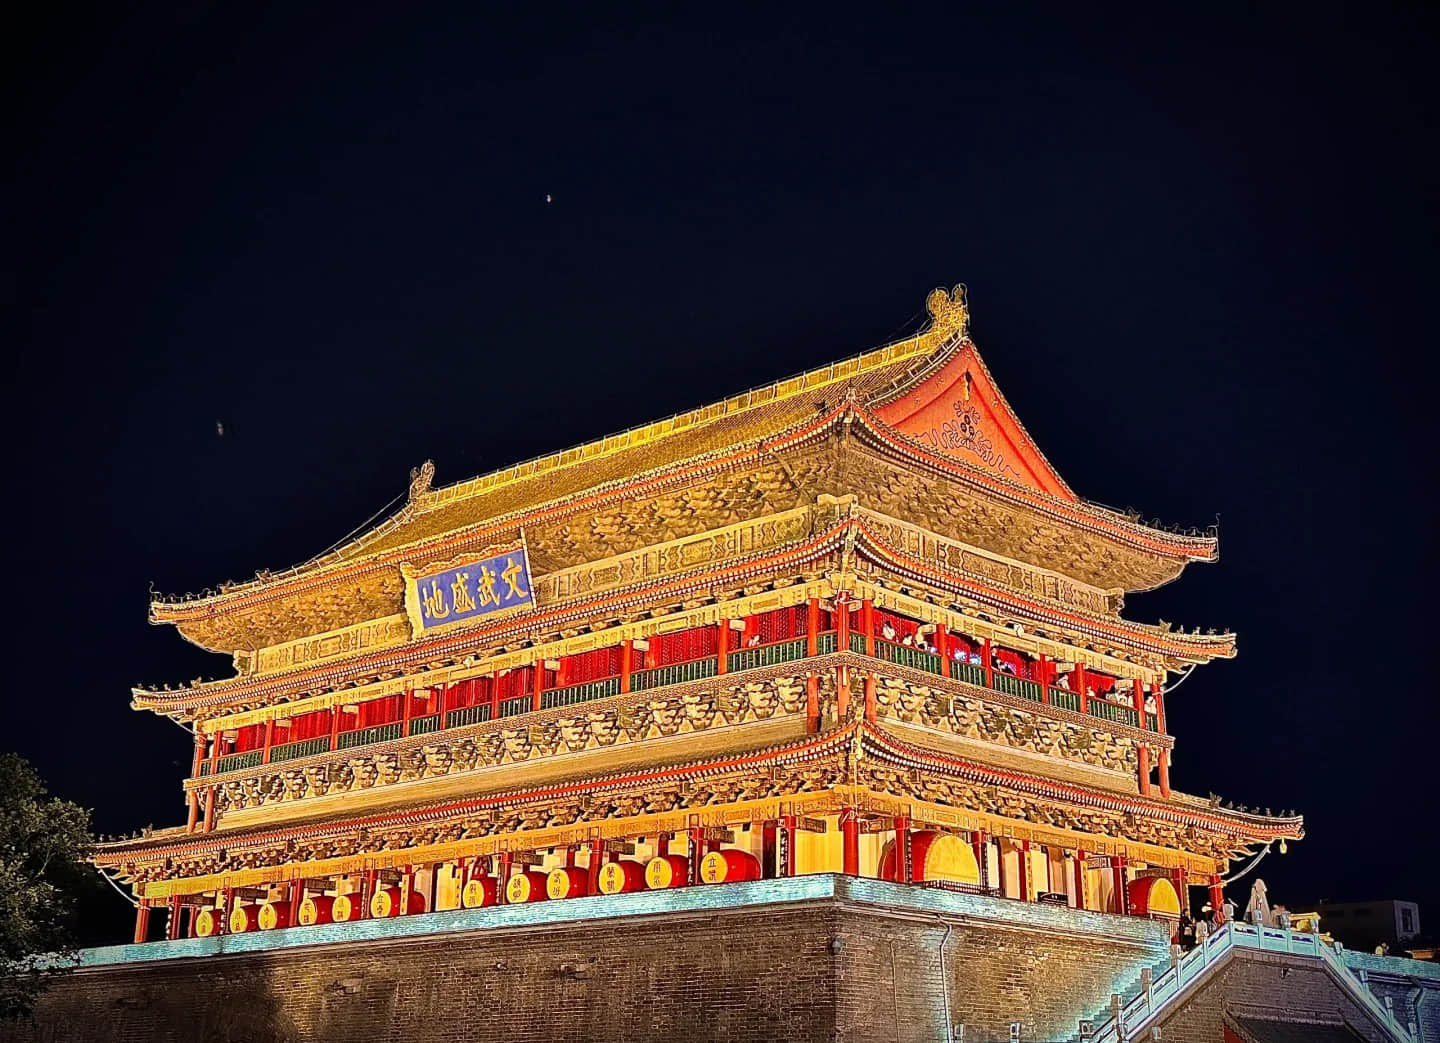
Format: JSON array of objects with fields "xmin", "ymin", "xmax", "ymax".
[{"xmin": 0, "ymin": 754, "xmax": 94, "ymax": 1019}]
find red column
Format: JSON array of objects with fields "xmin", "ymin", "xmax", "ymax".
[
  {"xmin": 1038, "ymin": 655, "xmax": 1050, "ymax": 704},
  {"xmin": 807, "ymin": 598, "xmax": 821, "ymax": 657},
  {"xmin": 435, "ymin": 682, "xmax": 448, "ymax": 728},
  {"xmin": 717, "ymin": 620, "xmax": 730, "ymax": 674},
  {"xmin": 861, "ymin": 599, "xmax": 875, "ymax": 657},
  {"xmin": 1209, "ymin": 875, "xmax": 1224, "ymax": 923},
  {"xmin": 490, "ymin": 673, "xmax": 501, "ymax": 720},
  {"xmin": 936, "ymin": 623, "xmax": 950, "ymax": 677},
  {"xmin": 532, "ymin": 663, "xmax": 544, "ymax": 712},
  {"xmin": 1073, "ymin": 850, "xmax": 1087, "ymax": 910},
  {"xmin": 402, "ymin": 689, "xmax": 415, "ymax": 737},
  {"xmin": 841, "ymin": 808, "xmax": 860, "ymax": 876},
  {"xmin": 781, "ymin": 815, "xmax": 797, "ymax": 877},
  {"xmin": 620, "ymin": 640, "xmax": 633, "ymax": 694},
  {"xmin": 688, "ymin": 827, "xmax": 705, "ymax": 886},
  {"xmin": 762, "ymin": 821, "xmax": 778, "ymax": 877},
  {"xmin": 656, "ymin": 833, "xmax": 670, "ymax": 857},
  {"xmin": 588, "ymin": 839, "xmax": 604, "ymax": 895},
  {"xmin": 166, "ymin": 895, "xmax": 182, "ymax": 941},
  {"xmin": 261, "ymin": 719, "xmax": 275, "ymax": 764},
  {"xmin": 1154, "ymin": 685, "xmax": 1168, "ymax": 733},
  {"xmin": 1111, "ymin": 856, "xmax": 1129, "ymax": 914},
  {"xmin": 133, "ymin": 901, "xmax": 151, "ymax": 944},
  {"xmin": 805, "ymin": 674, "xmax": 820, "ymax": 733},
  {"xmin": 894, "ymin": 817, "xmax": 911, "ymax": 883},
  {"xmin": 360, "ymin": 869, "xmax": 377, "ymax": 919},
  {"xmin": 287, "ymin": 878, "xmax": 302, "ymax": 913},
  {"xmin": 972, "ymin": 830, "xmax": 988, "ymax": 890},
  {"xmin": 863, "ymin": 674, "xmax": 877, "ymax": 723},
  {"xmin": 1018, "ymin": 840, "xmax": 1030, "ymax": 901},
  {"xmin": 836, "ymin": 593, "xmax": 851, "ymax": 651},
  {"xmin": 497, "ymin": 853, "xmax": 513, "ymax": 904},
  {"xmin": 187, "ymin": 733, "xmax": 204, "ymax": 833},
  {"xmin": 1170, "ymin": 866, "xmax": 1188, "ymax": 915},
  {"xmin": 1158, "ymin": 749, "xmax": 1172, "ymax": 798},
  {"xmin": 835, "ymin": 666, "xmax": 850, "ymax": 720},
  {"xmin": 982, "ymin": 638, "xmax": 994, "ymax": 687},
  {"xmin": 328, "ymin": 708, "xmax": 341, "ymax": 751},
  {"xmin": 994, "ymin": 838, "xmax": 1008, "ymax": 896},
  {"xmin": 1137, "ymin": 745, "xmax": 1152, "ymax": 796},
  {"xmin": 1074, "ymin": 663, "xmax": 1089, "ymax": 714},
  {"xmin": 1132, "ymin": 679, "xmax": 1146, "ymax": 728}
]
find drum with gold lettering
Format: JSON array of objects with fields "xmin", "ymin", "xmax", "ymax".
[
  {"xmin": 193, "ymin": 908, "xmax": 221, "ymax": 938},
  {"xmin": 461, "ymin": 875, "xmax": 498, "ymax": 909},
  {"xmin": 370, "ymin": 886, "xmax": 426, "ymax": 919},
  {"xmin": 546, "ymin": 865, "xmax": 589, "ymax": 900},
  {"xmin": 257, "ymin": 901, "xmax": 292, "ymax": 930},
  {"xmin": 504, "ymin": 870, "xmax": 550, "ymax": 904},
  {"xmin": 597, "ymin": 859, "xmax": 647, "ymax": 895},
  {"xmin": 297, "ymin": 895, "xmax": 336, "ymax": 926},
  {"xmin": 331, "ymin": 893, "xmax": 359, "ymax": 923},
  {"xmin": 699, "ymin": 849, "xmax": 762, "ymax": 885},
  {"xmin": 228, "ymin": 903, "xmax": 260, "ymax": 934},
  {"xmin": 643, "ymin": 854, "xmax": 690, "ymax": 890}
]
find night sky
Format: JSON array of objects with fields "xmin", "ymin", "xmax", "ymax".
[{"xmin": 11, "ymin": 3, "xmax": 1437, "ymax": 943}]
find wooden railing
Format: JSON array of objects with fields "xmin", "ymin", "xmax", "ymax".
[{"xmin": 198, "ymin": 625, "xmax": 1165, "ymax": 778}]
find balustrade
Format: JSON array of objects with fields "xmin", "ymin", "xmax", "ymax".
[
  {"xmin": 540, "ymin": 676, "xmax": 621, "ymax": 709},
  {"xmin": 336, "ymin": 722, "xmax": 402, "ymax": 750},
  {"xmin": 631, "ymin": 658, "xmax": 716, "ymax": 692},
  {"xmin": 270, "ymin": 737, "xmax": 331, "ymax": 763}
]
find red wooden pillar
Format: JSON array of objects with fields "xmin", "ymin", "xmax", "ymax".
[
  {"xmin": 1111, "ymin": 856, "xmax": 1129, "ymax": 914},
  {"xmin": 1018, "ymin": 840, "xmax": 1031, "ymax": 902},
  {"xmin": 717, "ymin": 620, "xmax": 730, "ymax": 674},
  {"xmin": 435, "ymin": 682, "xmax": 448, "ymax": 728},
  {"xmin": 497, "ymin": 853, "xmax": 513, "ymax": 905},
  {"xmin": 1137, "ymin": 745, "xmax": 1152, "ymax": 796},
  {"xmin": 532, "ymin": 662, "xmax": 544, "ymax": 713},
  {"xmin": 186, "ymin": 733, "xmax": 205, "ymax": 833},
  {"xmin": 1074, "ymin": 662, "xmax": 1090, "ymax": 714},
  {"xmin": 360, "ymin": 869, "xmax": 377, "ymax": 919},
  {"xmin": 620, "ymin": 640, "xmax": 633, "ymax": 694},
  {"xmin": 972, "ymin": 830, "xmax": 989, "ymax": 889},
  {"xmin": 656, "ymin": 833, "xmax": 670, "ymax": 857},
  {"xmin": 863, "ymin": 673, "xmax": 877, "ymax": 723},
  {"xmin": 1170, "ymin": 866, "xmax": 1188, "ymax": 914},
  {"xmin": 166, "ymin": 895, "xmax": 182, "ymax": 941},
  {"xmin": 781, "ymin": 815, "xmax": 797, "ymax": 877},
  {"xmin": 1154, "ymin": 685, "xmax": 1168, "ymax": 733},
  {"xmin": 1073, "ymin": 849, "xmax": 1087, "ymax": 910},
  {"xmin": 841, "ymin": 808, "xmax": 860, "ymax": 876},
  {"xmin": 806, "ymin": 598, "xmax": 820, "ymax": 657},
  {"xmin": 588, "ymin": 839, "xmax": 604, "ymax": 895},
  {"xmin": 287, "ymin": 877, "xmax": 302, "ymax": 913},
  {"xmin": 261, "ymin": 718, "xmax": 275, "ymax": 765},
  {"xmin": 805, "ymin": 674, "xmax": 820, "ymax": 733},
  {"xmin": 1209, "ymin": 875, "xmax": 1224, "ymax": 923},
  {"xmin": 762, "ymin": 821, "xmax": 778, "ymax": 877},
  {"xmin": 835, "ymin": 593, "xmax": 851, "ymax": 651},
  {"xmin": 133, "ymin": 901, "xmax": 151, "ymax": 944},
  {"xmin": 1158, "ymin": 748, "xmax": 1172, "ymax": 798},
  {"xmin": 688, "ymin": 827, "xmax": 705, "ymax": 886},
  {"xmin": 894, "ymin": 816, "xmax": 911, "ymax": 883},
  {"xmin": 861, "ymin": 599, "xmax": 875, "ymax": 657},
  {"xmin": 402, "ymin": 689, "xmax": 415, "ymax": 737},
  {"xmin": 982, "ymin": 638, "xmax": 994, "ymax": 688},
  {"xmin": 490, "ymin": 673, "xmax": 502, "ymax": 721},
  {"xmin": 1038, "ymin": 655, "xmax": 1050, "ymax": 704},
  {"xmin": 936, "ymin": 623, "xmax": 950, "ymax": 677},
  {"xmin": 328, "ymin": 707, "xmax": 341, "ymax": 751},
  {"xmin": 994, "ymin": 838, "xmax": 1008, "ymax": 896},
  {"xmin": 1132, "ymin": 679, "xmax": 1147, "ymax": 728}
]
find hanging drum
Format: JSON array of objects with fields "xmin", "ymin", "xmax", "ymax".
[
  {"xmin": 877, "ymin": 831, "xmax": 981, "ymax": 885},
  {"xmin": 461, "ymin": 875, "xmax": 498, "ymax": 909},
  {"xmin": 228, "ymin": 904, "xmax": 260, "ymax": 934},
  {"xmin": 597, "ymin": 859, "xmax": 647, "ymax": 895},
  {"xmin": 505, "ymin": 870, "xmax": 550, "ymax": 904},
  {"xmin": 297, "ymin": 895, "xmax": 336, "ymax": 926},
  {"xmin": 546, "ymin": 866, "xmax": 589, "ymax": 900},
  {"xmin": 699, "ymin": 849, "xmax": 762, "ymax": 884},
  {"xmin": 257, "ymin": 901, "xmax": 292, "ymax": 930},
  {"xmin": 644, "ymin": 854, "xmax": 690, "ymax": 889}
]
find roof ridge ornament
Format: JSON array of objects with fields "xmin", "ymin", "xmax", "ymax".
[
  {"xmin": 925, "ymin": 283, "xmax": 970, "ymax": 341},
  {"xmin": 408, "ymin": 459, "xmax": 436, "ymax": 503}
]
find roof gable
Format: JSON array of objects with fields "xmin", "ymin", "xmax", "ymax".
[{"xmin": 869, "ymin": 288, "xmax": 1076, "ymax": 500}]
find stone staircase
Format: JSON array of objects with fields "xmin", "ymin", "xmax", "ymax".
[{"xmin": 1065, "ymin": 923, "xmax": 1418, "ymax": 1043}]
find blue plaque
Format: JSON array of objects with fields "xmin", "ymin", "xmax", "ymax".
[{"xmin": 404, "ymin": 546, "xmax": 535, "ymax": 633}]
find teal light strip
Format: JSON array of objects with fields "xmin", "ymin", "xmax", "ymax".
[{"xmin": 72, "ymin": 875, "xmax": 1164, "ymax": 969}]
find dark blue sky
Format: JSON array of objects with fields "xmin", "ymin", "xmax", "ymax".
[{"xmin": 11, "ymin": 2, "xmax": 1437, "ymax": 941}]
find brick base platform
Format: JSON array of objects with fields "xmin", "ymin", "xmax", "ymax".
[{"xmin": 2, "ymin": 876, "xmax": 1170, "ymax": 1043}]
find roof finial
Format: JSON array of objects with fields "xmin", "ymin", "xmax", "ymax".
[
  {"xmin": 925, "ymin": 284, "xmax": 969, "ymax": 340},
  {"xmin": 409, "ymin": 459, "xmax": 436, "ymax": 501}
]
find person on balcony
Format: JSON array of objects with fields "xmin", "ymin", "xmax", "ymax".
[
  {"xmin": 746, "ymin": 633, "xmax": 760, "ymax": 648},
  {"xmin": 901, "ymin": 633, "xmax": 914, "ymax": 647},
  {"xmin": 881, "ymin": 620, "xmax": 897, "ymax": 642},
  {"xmin": 1054, "ymin": 672, "xmax": 1071, "ymax": 690},
  {"xmin": 1145, "ymin": 692, "xmax": 1158, "ymax": 715}
]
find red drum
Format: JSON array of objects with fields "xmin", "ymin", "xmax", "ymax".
[
  {"xmin": 699, "ymin": 849, "xmax": 762, "ymax": 884},
  {"xmin": 644, "ymin": 854, "xmax": 690, "ymax": 889},
  {"xmin": 546, "ymin": 866, "xmax": 590, "ymax": 900},
  {"xmin": 597, "ymin": 859, "xmax": 647, "ymax": 895}
]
